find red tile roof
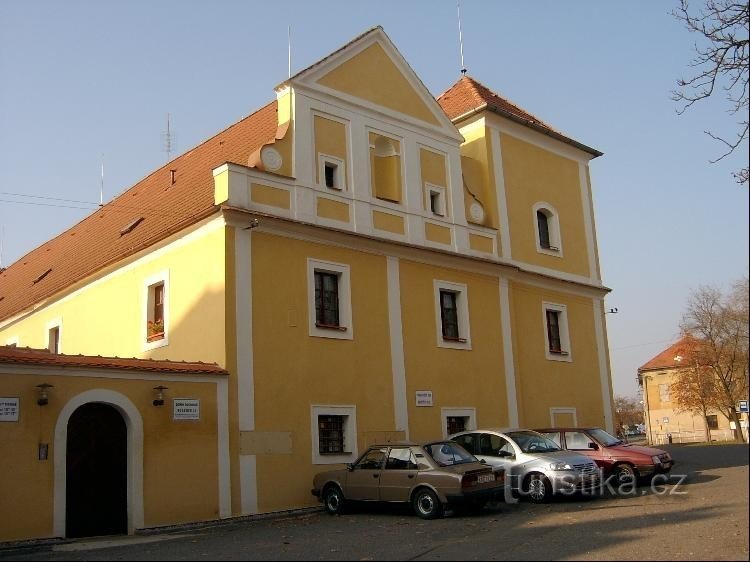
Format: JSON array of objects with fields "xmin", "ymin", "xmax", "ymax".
[
  {"xmin": 437, "ymin": 75, "xmax": 602, "ymax": 157},
  {"xmin": 638, "ymin": 337, "xmax": 699, "ymax": 372},
  {"xmin": 0, "ymin": 101, "xmax": 279, "ymax": 322},
  {"xmin": 0, "ymin": 346, "xmax": 227, "ymax": 375}
]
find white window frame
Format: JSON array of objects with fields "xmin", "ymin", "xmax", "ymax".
[
  {"xmin": 46, "ymin": 318, "xmax": 62, "ymax": 354},
  {"xmin": 542, "ymin": 301, "xmax": 572, "ymax": 362},
  {"xmin": 307, "ymin": 258, "xmax": 353, "ymax": 340},
  {"xmin": 142, "ymin": 270, "xmax": 170, "ymax": 351},
  {"xmin": 433, "ymin": 280, "xmax": 471, "ymax": 350},
  {"xmin": 318, "ymin": 153, "xmax": 346, "ymax": 191},
  {"xmin": 549, "ymin": 406, "xmax": 578, "ymax": 427},
  {"xmin": 533, "ymin": 202, "xmax": 563, "ymax": 257},
  {"xmin": 441, "ymin": 407, "xmax": 477, "ymax": 439},
  {"xmin": 311, "ymin": 405, "xmax": 358, "ymax": 465},
  {"xmin": 425, "ymin": 183, "xmax": 448, "ymax": 218}
]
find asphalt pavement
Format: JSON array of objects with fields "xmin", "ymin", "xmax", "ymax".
[{"xmin": 1, "ymin": 443, "xmax": 748, "ymax": 561}]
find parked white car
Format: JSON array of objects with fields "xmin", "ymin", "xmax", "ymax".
[{"xmin": 451, "ymin": 428, "xmax": 600, "ymax": 502}]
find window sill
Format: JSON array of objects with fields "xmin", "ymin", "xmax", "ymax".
[
  {"xmin": 147, "ymin": 333, "xmax": 165, "ymax": 343},
  {"xmin": 319, "ymin": 451, "xmax": 352, "ymax": 456},
  {"xmin": 549, "ymin": 349, "xmax": 569, "ymax": 356},
  {"xmin": 443, "ymin": 336, "xmax": 467, "ymax": 343},
  {"xmin": 315, "ymin": 323, "xmax": 348, "ymax": 332}
]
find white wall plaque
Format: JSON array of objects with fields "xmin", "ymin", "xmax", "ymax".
[
  {"xmin": 0, "ymin": 397, "xmax": 20, "ymax": 422},
  {"xmin": 173, "ymin": 399, "xmax": 200, "ymax": 420},
  {"xmin": 416, "ymin": 391, "xmax": 433, "ymax": 407}
]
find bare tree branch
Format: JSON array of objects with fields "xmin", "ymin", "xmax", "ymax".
[{"xmin": 672, "ymin": 0, "xmax": 749, "ymax": 184}]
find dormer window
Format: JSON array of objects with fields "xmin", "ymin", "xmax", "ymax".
[
  {"xmin": 425, "ymin": 184, "xmax": 447, "ymax": 217},
  {"xmin": 318, "ymin": 154, "xmax": 345, "ymax": 190}
]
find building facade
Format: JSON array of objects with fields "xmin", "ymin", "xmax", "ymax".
[
  {"xmin": 638, "ymin": 338, "xmax": 744, "ymax": 444},
  {"xmin": 0, "ymin": 27, "xmax": 614, "ymax": 540}
]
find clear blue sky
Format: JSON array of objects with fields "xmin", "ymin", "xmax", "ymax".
[{"xmin": 1, "ymin": 1, "xmax": 748, "ymax": 399}]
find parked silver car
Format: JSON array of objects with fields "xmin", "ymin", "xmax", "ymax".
[{"xmin": 451, "ymin": 428, "xmax": 600, "ymax": 502}]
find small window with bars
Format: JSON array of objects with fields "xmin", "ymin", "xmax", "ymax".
[
  {"xmin": 318, "ymin": 415, "xmax": 346, "ymax": 455},
  {"xmin": 314, "ymin": 271, "xmax": 341, "ymax": 328},
  {"xmin": 446, "ymin": 416, "xmax": 467, "ymax": 437}
]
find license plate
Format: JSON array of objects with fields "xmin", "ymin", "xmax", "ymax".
[{"xmin": 477, "ymin": 474, "xmax": 494, "ymax": 484}]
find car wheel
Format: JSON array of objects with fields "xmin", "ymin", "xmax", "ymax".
[
  {"xmin": 612, "ymin": 464, "xmax": 638, "ymax": 487},
  {"xmin": 525, "ymin": 473, "xmax": 552, "ymax": 503},
  {"xmin": 323, "ymin": 485, "xmax": 346, "ymax": 515},
  {"xmin": 412, "ymin": 488, "xmax": 443, "ymax": 520}
]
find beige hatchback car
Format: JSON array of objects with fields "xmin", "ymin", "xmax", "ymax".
[{"xmin": 311, "ymin": 441, "xmax": 505, "ymax": 519}]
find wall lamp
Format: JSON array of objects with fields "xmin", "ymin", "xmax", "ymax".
[
  {"xmin": 36, "ymin": 383, "xmax": 54, "ymax": 406},
  {"xmin": 153, "ymin": 385, "xmax": 168, "ymax": 407}
]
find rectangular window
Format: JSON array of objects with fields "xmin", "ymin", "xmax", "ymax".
[
  {"xmin": 434, "ymin": 280, "xmax": 471, "ymax": 349},
  {"xmin": 425, "ymin": 184, "xmax": 447, "ymax": 217},
  {"xmin": 318, "ymin": 415, "xmax": 345, "ymax": 455},
  {"xmin": 440, "ymin": 290, "xmax": 460, "ymax": 340},
  {"xmin": 307, "ymin": 259, "xmax": 352, "ymax": 340},
  {"xmin": 311, "ymin": 405, "xmax": 357, "ymax": 464},
  {"xmin": 148, "ymin": 282, "xmax": 165, "ymax": 342},
  {"xmin": 48, "ymin": 326, "xmax": 60, "ymax": 354},
  {"xmin": 706, "ymin": 415, "xmax": 719, "ymax": 430},
  {"xmin": 324, "ymin": 163, "xmax": 337, "ymax": 189},
  {"xmin": 314, "ymin": 271, "xmax": 340, "ymax": 328},
  {"xmin": 546, "ymin": 309, "xmax": 562, "ymax": 353},
  {"xmin": 659, "ymin": 383, "xmax": 670, "ymax": 403},
  {"xmin": 144, "ymin": 271, "xmax": 169, "ymax": 350},
  {"xmin": 537, "ymin": 210, "xmax": 551, "ymax": 249}
]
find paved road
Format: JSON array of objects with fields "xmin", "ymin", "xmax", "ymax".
[{"xmin": 2, "ymin": 444, "xmax": 748, "ymax": 561}]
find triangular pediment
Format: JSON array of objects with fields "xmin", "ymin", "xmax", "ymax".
[{"xmin": 289, "ymin": 27, "xmax": 460, "ymax": 138}]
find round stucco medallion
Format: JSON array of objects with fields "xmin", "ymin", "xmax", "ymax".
[
  {"xmin": 260, "ymin": 146, "xmax": 283, "ymax": 171},
  {"xmin": 469, "ymin": 201, "xmax": 485, "ymax": 223}
]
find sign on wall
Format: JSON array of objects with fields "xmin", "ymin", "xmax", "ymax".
[
  {"xmin": 738, "ymin": 400, "xmax": 749, "ymax": 413},
  {"xmin": 173, "ymin": 399, "xmax": 200, "ymax": 420},
  {"xmin": 0, "ymin": 398, "xmax": 19, "ymax": 422},
  {"xmin": 415, "ymin": 391, "xmax": 433, "ymax": 407}
]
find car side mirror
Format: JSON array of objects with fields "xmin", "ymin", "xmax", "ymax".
[
  {"xmin": 588, "ymin": 442, "xmax": 599, "ymax": 450},
  {"xmin": 346, "ymin": 463, "xmax": 354, "ymax": 471}
]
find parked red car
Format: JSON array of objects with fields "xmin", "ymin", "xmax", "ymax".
[{"xmin": 533, "ymin": 427, "xmax": 673, "ymax": 484}]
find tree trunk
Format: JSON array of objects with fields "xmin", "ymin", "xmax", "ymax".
[
  {"xmin": 727, "ymin": 409, "xmax": 746, "ymax": 443},
  {"xmin": 702, "ymin": 414, "xmax": 711, "ymax": 443}
]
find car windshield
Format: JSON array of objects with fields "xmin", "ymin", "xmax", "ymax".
[
  {"xmin": 588, "ymin": 428, "xmax": 622, "ymax": 446},
  {"xmin": 506, "ymin": 431, "xmax": 561, "ymax": 453},
  {"xmin": 423, "ymin": 441, "xmax": 477, "ymax": 466}
]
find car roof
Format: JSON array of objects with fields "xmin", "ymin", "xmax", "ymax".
[
  {"xmin": 452, "ymin": 428, "xmax": 535, "ymax": 435},
  {"xmin": 367, "ymin": 441, "xmax": 451, "ymax": 448},
  {"xmin": 533, "ymin": 427, "xmax": 602, "ymax": 432}
]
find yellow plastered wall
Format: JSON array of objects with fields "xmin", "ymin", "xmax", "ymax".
[
  {"xmin": 0, "ymin": 225, "xmax": 226, "ymax": 367},
  {"xmin": 248, "ymin": 232, "xmax": 396, "ymax": 512},
  {"xmin": 316, "ymin": 42, "xmax": 440, "ymax": 126},
  {"xmin": 508, "ymin": 280, "xmax": 604, "ymax": 428},
  {"xmin": 501, "ymin": 134, "xmax": 590, "ymax": 276},
  {"xmin": 0, "ymin": 372, "xmax": 221, "ymax": 541},
  {"xmin": 271, "ymin": 90, "xmax": 294, "ymax": 178},
  {"xmin": 420, "ymin": 148, "xmax": 447, "ymax": 211},
  {"xmin": 314, "ymin": 116, "xmax": 348, "ymax": 187},
  {"xmin": 458, "ymin": 123, "xmax": 498, "ymax": 229},
  {"xmin": 398, "ymin": 260, "xmax": 509, "ymax": 439},
  {"xmin": 369, "ymin": 132, "xmax": 402, "ymax": 203}
]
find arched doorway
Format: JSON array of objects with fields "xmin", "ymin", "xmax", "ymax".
[{"xmin": 66, "ymin": 402, "xmax": 127, "ymax": 538}]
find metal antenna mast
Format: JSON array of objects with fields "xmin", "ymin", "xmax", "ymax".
[
  {"xmin": 162, "ymin": 113, "xmax": 174, "ymax": 163},
  {"xmin": 457, "ymin": 1, "xmax": 467, "ymax": 74},
  {"xmin": 100, "ymin": 154, "xmax": 104, "ymax": 207},
  {"xmin": 288, "ymin": 25, "xmax": 292, "ymax": 79}
]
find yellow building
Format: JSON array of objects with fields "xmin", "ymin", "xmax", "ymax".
[
  {"xmin": 638, "ymin": 338, "xmax": 743, "ymax": 444},
  {"xmin": 0, "ymin": 27, "xmax": 614, "ymax": 540}
]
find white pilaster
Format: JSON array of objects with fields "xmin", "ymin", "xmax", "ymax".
[{"xmin": 387, "ymin": 256, "xmax": 409, "ymax": 438}]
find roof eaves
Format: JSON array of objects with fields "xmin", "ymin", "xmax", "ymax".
[{"xmin": 455, "ymin": 104, "xmax": 603, "ymax": 158}]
